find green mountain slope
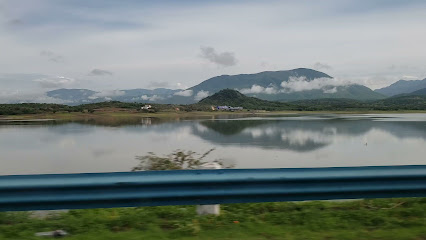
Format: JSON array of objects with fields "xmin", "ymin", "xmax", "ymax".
[
  {"xmin": 289, "ymin": 98, "xmax": 367, "ymax": 110},
  {"xmin": 371, "ymin": 95, "xmax": 426, "ymax": 110}
]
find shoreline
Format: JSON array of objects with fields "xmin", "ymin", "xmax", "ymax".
[{"xmin": 1, "ymin": 109, "xmax": 426, "ymax": 122}]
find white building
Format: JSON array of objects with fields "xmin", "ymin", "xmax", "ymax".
[{"xmin": 141, "ymin": 105, "xmax": 152, "ymax": 110}]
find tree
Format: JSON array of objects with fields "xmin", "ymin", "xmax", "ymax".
[{"xmin": 132, "ymin": 149, "xmax": 228, "ymax": 171}]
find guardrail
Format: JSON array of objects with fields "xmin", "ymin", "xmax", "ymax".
[{"xmin": 0, "ymin": 165, "xmax": 425, "ymax": 211}]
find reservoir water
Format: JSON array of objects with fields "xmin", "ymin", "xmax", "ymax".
[{"xmin": 1, "ymin": 113, "xmax": 425, "ymax": 175}]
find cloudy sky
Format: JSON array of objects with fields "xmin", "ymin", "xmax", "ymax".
[{"xmin": 1, "ymin": 0, "xmax": 426, "ymax": 98}]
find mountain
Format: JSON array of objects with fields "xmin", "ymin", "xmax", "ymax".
[
  {"xmin": 274, "ymin": 85, "xmax": 384, "ymax": 102},
  {"xmin": 47, "ymin": 89, "xmax": 96, "ymax": 102},
  {"xmin": 190, "ymin": 68, "xmax": 331, "ymax": 93},
  {"xmin": 409, "ymin": 88, "xmax": 426, "ymax": 95},
  {"xmin": 46, "ymin": 88, "xmax": 182, "ymax": 105},
  {"xmin": 375, "ymin": 79, "xmax": 426, "ymax": 96},
  {"xmin": 121, "ymin": 88, "xmax": 181, "ymax": 96},
  {"xmin": 197, "ymin": 89, "xmax": 292, "ymax": 110},
  {"xmin": 44, "ymin": 68, "xmax": 384, "ymax": 105},
  {"xmin": 185, "ymin": 68, "xmax": 384, "ymax": 102}
]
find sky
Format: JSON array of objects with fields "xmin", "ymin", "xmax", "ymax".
[{"xmin": 1, "ymin": 0, "xmax": 426, "ymax": 99}]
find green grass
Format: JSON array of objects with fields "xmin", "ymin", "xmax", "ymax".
[{"xmin": 0, "ymin": 198, "xmax": 425, "ymax": 240}]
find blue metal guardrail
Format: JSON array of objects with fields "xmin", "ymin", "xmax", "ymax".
[{"xmin": 0, "ymin": 165, "xmax": 425, "ymax": 211}]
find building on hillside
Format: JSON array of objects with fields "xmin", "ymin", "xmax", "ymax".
[
  {"xmin": 141, "ymin": 105, "xmax": 152, "ymax": 110},
  {"xmin": 216, "ymin": 106, "xmax": 243, "ymax": 111},
  {"xmin": 217, "ymin": 106, "xmax": 229, "ymax": 110}
]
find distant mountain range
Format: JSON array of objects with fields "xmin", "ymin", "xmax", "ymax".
[
  {"xmin": 44, "ymin": 68, "xmax": 387, "ymax": 105},
  {"xmin": 7, "ymin": 68, "xmax": 426, "ymax": 105},
  {"xmin": 375, "ymin": 78, "xmax": 426, "ymax": 96},
  {"xmin": 410, "ymin": 88, "xmax": 426, "ymax": 95},
  {"xmin": 185, "ymin": 68, "xmax": 384, "ymax": 102},
  {"xmin": 46, "ymin": 88, "xmax": 183, "ymax": 105}
]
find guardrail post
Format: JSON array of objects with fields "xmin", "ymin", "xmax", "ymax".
[{"xmin": 196, "ymin": 162, "xmax": 221, "ymax": 215}]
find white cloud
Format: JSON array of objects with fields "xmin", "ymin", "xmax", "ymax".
[
  {"xmin": 174, "ymin": 89, "xmax": 193, "ymax": 97},
  {"xmin": 239, "ymin": 85, "xmax": 278, "ymax": 95},
  {"xmin": 323, "ymin": 87, "xmax": 338, "ymax": 94},
  {"xmin": 280, "ymin": 76, "xmax": 354, "ymax": 93},
  {"xmin": 33, "ymin": 76, "xmax": 75, "ymax": 88},
  {"xmin": 88, "ymin": 90, "xmax": 125, "ymax": 99},
  {"xmin": 194, "ymin": 90, "xmax": 210, "ymax": 101},
  {"xmin": 281, "ymin": 129, "xmax": 334, "ymax": 146},
  {"xmin": 238, "ymin": 78, "xmax": 353, "ymax": 95},
  {"xmin": 141, "ymin": 95, "xmax": 163, "ymax": 101},
  {"xmin": 313, "ymin": 62, "xmax": 332, "ymax": 71},
  {"xmin": 401, "ymin": 75, "xmax": 420, "ymax": 80}
]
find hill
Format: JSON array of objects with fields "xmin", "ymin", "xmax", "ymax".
[
  {"xmin": 375, "ymin": 78, "xmax": 426, "ymax": 96},
  {"xmin": 197, "ymin": 89, "xmax": 292, "ymax": 110}
]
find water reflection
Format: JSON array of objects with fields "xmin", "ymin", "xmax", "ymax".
[
  {"xmin": 0, "ymin": 114, "xmax": 425, "ymax": 175},
  {"xmin": 193, "ymin": 117, "xmax": 426, "ymax": 152}
]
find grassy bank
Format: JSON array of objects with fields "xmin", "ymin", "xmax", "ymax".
[{"xmin": 1, "ymin": 198, "xmax": 425, "ymax": 240}]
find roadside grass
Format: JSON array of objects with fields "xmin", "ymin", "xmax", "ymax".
[{"xmin": 0, "ymin": 198, "xmax": 425, "ymax": 240}]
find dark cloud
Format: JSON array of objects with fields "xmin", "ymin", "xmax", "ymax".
[
  {"xmin": 7, "ymin": 19, "xmax": 23, "ymax": 26},
  {"xmin": 200, "ymin": 46, "xmax": 237, "ymax": 67},
  {"xmin": 313, "ymin": 62, "xmax": 332, "ymax": 71},
  {"xmin": 40, "ymin": 50, "xmax": 64, "ymax": 63},
  {"xmin": 88, "ymin": 69, "xmax": 113, "ymax": 76}
]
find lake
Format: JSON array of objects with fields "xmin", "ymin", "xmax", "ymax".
[{"xmin": 1, "ymin": 113, "xmax": 426, "ymax": 175}]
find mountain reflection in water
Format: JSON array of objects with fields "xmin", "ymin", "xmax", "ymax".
[{"xmin": 194, "ymin": 117, "xmax": 426, "ymax": 152}]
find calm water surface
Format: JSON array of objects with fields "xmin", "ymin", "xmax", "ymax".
[{"xmin": 1, "ymin": 113, "xmax": 426, "ymax": 175}]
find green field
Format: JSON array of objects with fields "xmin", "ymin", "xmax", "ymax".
[{"xmin": 1, "ymin": 198, "xmax": 425, "ymax": 240}]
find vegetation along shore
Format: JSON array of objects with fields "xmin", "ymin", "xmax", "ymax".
[{"xmin": 1, "ymin": 90, "xmax": 425, "ymax": 120}]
